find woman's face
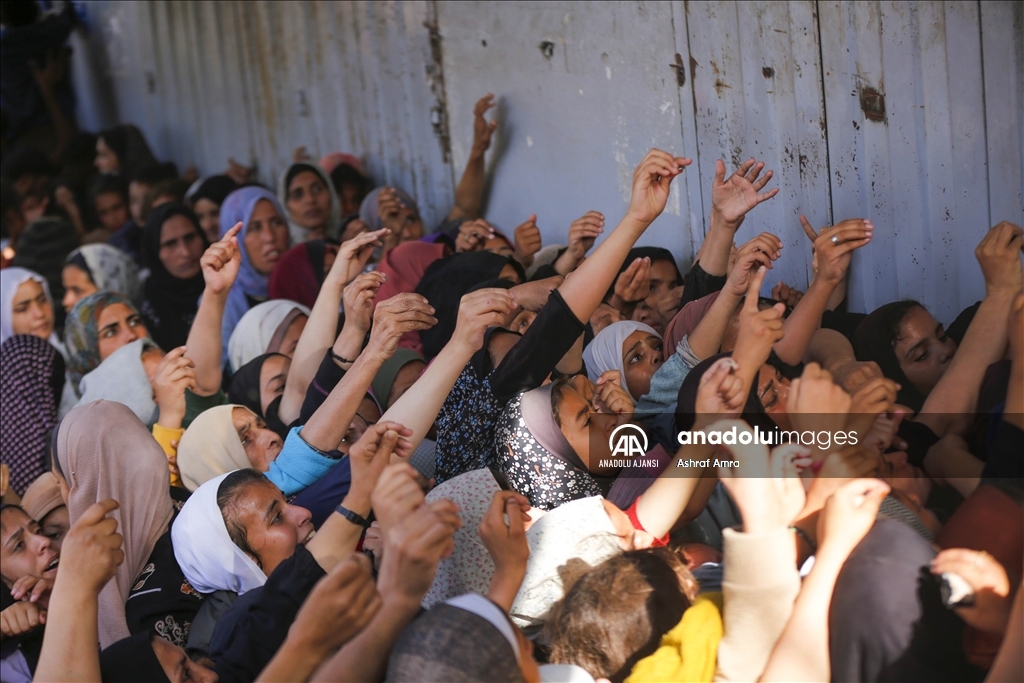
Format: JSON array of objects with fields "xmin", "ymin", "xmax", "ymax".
[
  {"xmin": 601, "ymin": 498, "xmax": 655, "ymax": 551},
  {"xmin": 232, "ymin": 407, "xmax": 283, "ymax": 471},
  {"xmin": 554, "ymin": 375, "xmax": 621, "ymax": 475},
  {"xmin": 385, "ymin": 205, "xmax": 423, "ymax": 243},
  {"xmin": 193, "ymin": 198, "xmax": 222, "ymax": 244},
  {"xmin": 622, "ymin": 330, "xmax": 664, "ymax": 400},
  {"xmin": 226, "ymin": 479, "xmax": 314, "ymax": 576},
  {"xmin": 508, "ymin": 309, "xmax": 536, "ymax": 335},
  {"xmin": 339, "ymin": 184, "xmax": 365, "ymax": 217},
  {"xmin": 128, "ymin": 181, "xmax": 152, "ymax": 226},
  {"xmin": 151, "ymin": 629, "xmax": 219, "ymax": 683},
  {"xmin": 0, "ymin": 508, "xmax": 59, "ymax": 588},
  {"xmin": 276, "ymin": 314, "xmax": 307, "ymax": 358},
  {"xmin": 756, "ymin": 364, "xmax": 791, "ymax": 429},
  {"xmin": 244, "ymin": 200, "xmax": 289, "ymax": 275},
  {"xmin": 38, "ymin": 505, "xmax": 70, "ymax": 556},
  {"xmin": 94, "ymin": 137, "xmax": 119, "ymax": 174},
  {"xmin": 62, "ymin": 265, "xmax": 98, "ymax": 312},
  {"xmin": 646, "ymin": 259, "xmax": 679, "ymax": 299},
  {"xmin": 893, "ymin": 307, "xmax": 957, "ymax": 396},
  {"xmin": 258, "ymin": 354, "xmax": 291, "ymax": 415},
  {"xmin": 159, "ymin": 215, "xmax": 205, "ymax": 279},
  {"xmin": 96, "ymin": 302, "xmax": 149, "ymax": 361},
  {"xmin": 95, "ymin": 191, "xmax": 129, "ymax": 232},
  {"xmin": 338, "ymin": 397, "xmax": 381, "ymax": 455},
  {"xmin": 10, "ymin": 279, "xmax": 53, "ymax": 340},
  {"xmin": 286, "ymin": 171, "xmax": 331, "ymax": 231},
  {"xmin": 388, "ymin": 360, "xmax": 426, "ymax": 408},
  {"xmin": 483, "ymin": 235, "xmax": 514, "ymax": 257}
]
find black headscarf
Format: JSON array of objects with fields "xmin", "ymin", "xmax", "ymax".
[
  {"xmin": 99, "ymin": 630, "xmax": 169, "ymax": 683},
  {"xmin": 189, "ymin": 174, "xmax": 239, "ymax": 207},
  {"xmin": 228, "ymin": 352, "xmax": 290, "ymax": 438},
  {"xmin": 140, "ymin": 202, "xmax": 210, "ymax": 350},
  {"xmin": 415, "ymin": 251, "xmax": 524, "ymax": 359},
  {"xmin": 98, "ymin": 125, "xmax": 158, "ymax": 180},
  {"xmin": 852, "ymin": 301, "xmax": 928, "ymax": 412},
  {"xmin": 674, "ymin": 352, "xmax": 779, "ymax": 434}
]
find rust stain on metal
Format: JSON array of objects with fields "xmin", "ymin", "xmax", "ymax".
[
  {"xmin": 859, "ymin": 86, "xmax": 886, "ymax": 122},
  {"xmin": 671, "ymin": 53, "xmax": 686, "ymax": 87},
  {"xmin": 689, "ymin": 55, "xmax": 698, "ymax": 82},
  {"xmin": 423, "ymin": 19, "xmax": 452, "ymax": 164},
  {"xmin": 714, "ymin": 79, "xmax": 731, "ymax": 94},
  {"xmin": 539, "ymin": 40, "xmax": 555, "ymax": 59},
  {"xmin": 762, "ymin": 66, "xmax": 774, "ymax": 78}
]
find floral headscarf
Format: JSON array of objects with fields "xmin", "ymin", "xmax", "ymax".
[{"xmin": 63, "ymin": 291, "xmax": 146, "ymax": 394}]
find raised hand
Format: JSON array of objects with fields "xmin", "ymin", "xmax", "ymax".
[
  {"xmin": 343, "ymin": 272, "xmax": 386, "ymax": 335},
  {"xmin": 287, "ymin": 553, "xmax": 381, "ymax": 656},
  {"xmin": 57, "ymin": 499, "xmax": 124, "ymax": 596},
  {"xmin": 478, "ymin": 490, "xmax": 531, "ymax": 610},
  {"xmin": 471, "ymin": 93, "xmax": 499, "ymax": 156},
  {"xmin": 348, "ymin": 422, "xmax": 415, "ymax": 505},
  {"xmin": 613, "ymin": 257, "xmax": 652, "ymax": 304},
  {"xmin": 509, "ymin": 275, "xmax": 562, "ymax": 313},
  {"xmin": 226, "ymin": 158, "xmax": 253, "ymax": 186},
  {"xmin": 816, "ymin": 478, "xmax": 890, "ymax": 562},
  {"xmin": 451, "ymin": 287, "xmax": 517, "ymax": 353},
  {"xmin": 567, "ymin": 211, "xmax": 604, "ymax": 260},
  {"xmin": 151, "ymin": 345, "xmax": 197, "ymax": 430},
  {"xmin": 771, "ymin": 281, "xmax": 804, "ymax": 308},
  {"xmin": 693, "ymin": 356, "xmax": 745, "ymax": 429},
  {"xmin": 723, "ymin": 232, "xmax": 782, "ymax": 297},
  {"xmin": 786, "ymin": 363, "xmax": 852, "ymax": 453},
  {"xmin": 376, "ymin": 498, "xmax": 462, "ymax": 607},
  {"xmin": 595, "ymin": 370, "xmax": 634, "ymax": 419},
  {"xmin": 711, "ymin": 158, "xmax": 779, "ymax": 225},
  {"xmin": 371, "ymin": 463, "xmax": 428, "ymax": 534},
  {"xmin": 367, "ymin": 293, "xmax": 438, "ymax": 360},
  {"xmin": 975, "ymin": 221, "xmax": 1024, "ymax": 296},
  {"xmin": 627, "ymin": 149, "xmax": 692, "ymax": 226},
  {"xmin": 801, "ymin": 216, "xmax": 873, "ymax": 286},
  {"xmin": 455, "ymin": 218, "xmax": 496, "ymax": 253},
  {"xmin": 512, "ymin": 214, "xmax": 543, "ymax": 267},
  {"xmin": 201, "ymin": 222, "xmax": 242, "ymax": 296},
  {"xmin": 293, "ymin": 146, "xmax": 312, "ymax": 164},
  {"xmin": 0, "ymin": 601, "xmax": 45, "ymax": 637},
  {"xmin": 730, "ymin": 266, "xmax": 785, "ymax": 380},
  {"xmin": 931, "ymin": 548, "xmax": 1013, "ymax": 634},
  {"xmin": 331, "ymin": 228, "xmax": 390, "ymax": 285}
]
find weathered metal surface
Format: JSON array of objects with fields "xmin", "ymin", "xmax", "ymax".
[{"xmin": 67, "ymin": 1, "xmax": 1022, "ymax": 314}]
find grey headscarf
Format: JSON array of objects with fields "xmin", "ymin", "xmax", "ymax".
[
  {"xmin": 66, "ymin": 244, "xmax": 143, "ymax": 303},
  {"xmin": 75, "ymin": 338, "xmax": 159, "ymax": 426}
]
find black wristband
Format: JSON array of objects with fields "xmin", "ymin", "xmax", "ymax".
[
  {"xmin": 329, "ymin": 348, "xmax": 356, "ymax": 365},
  {"xmin": 336, "ymin": 504, "xmax": 371, "ymax": 529}
]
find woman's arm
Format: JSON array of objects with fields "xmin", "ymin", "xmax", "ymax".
[
  {"xmin": 279, "ymin": 231, "xmax": 386, "ymax": 424},
  {"xmin": 186, "ymin": 223, "xmax": 242, "ymax": 395},
  {"xmin": 448, "ymin": 94, "xmax": 497, "ymax": 221}
]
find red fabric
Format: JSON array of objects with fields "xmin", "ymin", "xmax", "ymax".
[
  {"xmin": 665, "ymin": 290, "xmax": 720, "ymax": 351},
  {"xmin": 374, "ymin": 241, "xmax": 447, "ymax": 306},
  {"xmin": 269, "ymin": 242, "xmax": 320, "ymax": 309},
  {"xmin": 625, "ymin": 498, "xmax": 670, "ymax": 547}
]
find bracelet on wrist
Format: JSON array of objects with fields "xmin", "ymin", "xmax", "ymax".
[
  {"xmin": 336, "ymin": 504, "xmax": 371, "ymax": 529},
  {"xmin": 789, "ymin": 525, "xmax": 817, "ymax": 554},
  {"xmin": 329, "ymin": 348, "xmax": 357, "ymax": 365}
]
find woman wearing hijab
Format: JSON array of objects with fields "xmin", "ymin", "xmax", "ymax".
[
  {"xmin": 268, "ymin": 239, "xmax": 333, "ymax": 309},
  {"xmin": 139, "ymin": 202, "xmax": 210, "ymax": 350},
  {"xmin": 226, "ymin": 299, "xmax": 309, "ymax": 373},
  {"xmin": 415, "ymin": 251, "xmax": 524, "ymax": 359},
  {"xmin": 60, "ymin": 243, "xmax": 141, "ymax": 313},
  {"xmin": 217, "ymin": 186, "xmax": 291, "ymax": 357},
  {"xmin": 52, "ymin": 400, "xmax": 182, "ymax": 648},
  {"xmin": 186, "ymin": 174, "xmax": 240, "ymax": 243},
  {"xmin": 0, "ymin": 335, "xmax": 64, "ymax": 495},
  {"xmin": 374, "ymin": 240, "xmax": 448, "ymax": 305},
  {"xmin": 94, "ymin": 124, "xmax": 157, "ymax": 178},
  {"xmin": 278, "ymin": 162, "xmax": 342, "ymax": 244},
  {"xmin": 63, "ymin": 291, "xmax": 149, "ymax": 395},
  {"xmin": 583, "ymin": 320, "xmax": 664, "ymax": 402},
  {"xmin": 20, "ymin": 473, "xmax": 69, "ymax": 554},
  {"xmin": 228, "ymin": 352, "xmax": 292, "ymax": 435},
  {"xmin": 1, "ymin": 267, "xmax": 59, "ymax": 348}
]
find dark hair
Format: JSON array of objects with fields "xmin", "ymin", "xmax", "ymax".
[
  {"xmin": 0, "ymin": 146, "xmax": 57, "ymax": 184},
  {"xmin": 550, "ymin": 374, "xmax": 576, "ymax": 429},
  {"xmin": 151, "ymin": 178, "xmax": 189, "ymax": 204},
  {"xmin": 0, "ymin": 0, "xmax": 40, "ymax": 27},
  {"xmin": 89, "ymin": 174, "xmax": 129, "ymax": 203},
  {"xmin": 330, "ymin": 163, "xmax": 371, "ymax": 198},
  {"xmin": 545, "ymin": 548, "xmax": 696, "ymax": 683},
  {"xmin": 0, "ymin": 179, "xmax": 18, "ymax": 238},
  {"xmin": 607, "ymin": 246, "xmax": 682, "ymax": 300},
  {"xmin": 216, "ymin": 469, "xmax": 274, "ymax": 570},
  {"xmin": 853, "ymin": 300, "xmax": 929, "ymax": 411},
  {"xmin": 130, "ymin": 162, "xmax": 178, "ymax": 187}
]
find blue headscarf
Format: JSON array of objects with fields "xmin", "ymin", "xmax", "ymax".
[{"xmin": 218, "ymin": 187, "xmax": 290, "ymax": 357}]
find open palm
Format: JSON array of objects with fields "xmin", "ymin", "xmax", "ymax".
[{"xmin": 712, "ymin": 158, "xmax": 779, "ymax": 224}]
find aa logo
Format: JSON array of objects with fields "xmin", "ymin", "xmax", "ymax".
[{"xmin": 609, "ymin": 424, "xmax": 648, "ymax": 458}]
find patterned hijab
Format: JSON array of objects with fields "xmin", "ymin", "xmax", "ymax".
[
  {"xmin": 0, "ymin": 335, "xmax": 65, "ymax": 495},
  {"xmin": 63, "ymin": 291, "xmax": 146, "ymax": 394},
  {"xmin": 64, "ymin": 244, "xmax": 142, "ymax": 303},
  {"xmin": 218, "ymin": 187, "xmax": 291, "ymax": 355},
  {"xmin": 55, "ymin": 400, "xmax": 174, "ymax": 648},
  {"xmin": 495, "ymin": 387, "xmax": 603, "ymax": 511}
]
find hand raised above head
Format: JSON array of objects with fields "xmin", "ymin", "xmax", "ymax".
[
  {"xmin": 513, "ymin": 215, "xmax": 543, "ymax": 266},
  {"xmin": 471, "ymin": 93, "xmax": 499, "ymax": 156},
  {"xmin": 57, "ymin": 499, "xmax": 124, "ymax": 596},
  {"xmin": 712, "ymin": 158, "xmax": 779, "ymax": 225},
  {"xmin": 627, "ymin": 149, "xmax": 692, "ymax": 225},
  {"xmin": 201, "ymin": 222, "xmax": 242, "ymax": 295},
  {"xmin": 367, "ymin": 293, "xmax": 437, "ymax": 360},
  {"xmin": 451, "ymin": 287, "xmax": 517, "ymax": 352},
  {"xmin": 976, "ymin": 221, "xmax": 1024, "ymax": 295}
]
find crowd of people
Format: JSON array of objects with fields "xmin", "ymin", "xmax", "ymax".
[{"xmin": 1, "ymin": 4, "xmax": 1023, "ymax": 682}]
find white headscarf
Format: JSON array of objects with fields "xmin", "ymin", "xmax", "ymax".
[
  {"xmin": 177, "ymin": 404, "xmax": 250, "ymax": 491},
  {"xmin": 510, "ymin": 495, "xmax": 621, "ymax": 628},
  {"xmin": 582, "ymin": 320, "xmax": 660, "ymax": 389},
  {"xmin": 76, "ymin": 338, "xmax": 159, "ymax": 426},
  {"xmin": 171, "ymin": 471, "xmax": 267, "ymax": 595},
  {"xmin": 226, "ymin": 299, "xmax": 310, "ymax": 373},
  {"xmin": 0, "ymin": 267, "xmax": 60, "ymax": 348}
]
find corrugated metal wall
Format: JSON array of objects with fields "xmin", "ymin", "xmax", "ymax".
[{"xmin": 68, "ymin": 0, "xmax": 1023, "ymax": 320}]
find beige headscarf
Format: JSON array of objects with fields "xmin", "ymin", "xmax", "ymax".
[
  {"xmin": 176, "ymin": 405, "xmax": 250, "ymax": 491},
  {"xmin": 20, "ymin": 472, "xmax": 65, "ymax": 521},
  {"xmin": 55, "ymin": 400, "xmax": 173, "ymax": 648}
]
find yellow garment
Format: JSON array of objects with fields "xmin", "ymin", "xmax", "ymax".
[
  {"xmin": 152, "ymin": 423, "xmax": 184, "ymax": 488},
  {"xmin": 625, "ymin": 592, "xmax": 723, "ymax": 683}
]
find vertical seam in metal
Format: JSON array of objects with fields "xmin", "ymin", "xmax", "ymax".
[
  {"xmin": 976, "ymin": 0, "xmax": 992, "ymax": 231},
  {"xmin": 679, "ymin": 0, "xmax": 707, "ymax": 241},
  {"xmin": 427, "ymin": 0, "xmax": 456, "ymax": 196},
  {"xmin": 814, "ymin": 0, "xmax": 835, "ymax": 231}
]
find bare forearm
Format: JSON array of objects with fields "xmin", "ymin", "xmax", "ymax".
[
  {"xmin": 450, "ymin": 153, "xmax": 487, "ymax": 220},
  {"xmin": 302, "ymin": 349, "xmax": 385, "ymax": 451},
  {"xmin": 256, "ymin": 639, "xmax": 326, "ymax": 683},
  {"xmin": 636, "ymin": 446, "xmax": 710, "ymax": 538},
  {"xmin": 699, "ymin": 210, "xmax": 740, "ymax": 276},
  {"xmin": 688, "ymin": 292, "xmax": 740, "ymax": 359},
  {"xmin": 186, "ymin": 289, "xmax": 226, "ymax": 394},
  {"xmin": 280, "ymin": 279, "xmax": 345, "ymax": 424},
  {"xmin": 314, "ymin": 598, "xmax": 421, "ymax": 682},
  {"xmin": 775, "ymin": 278, "xmax": 834, "ymax": 365},
  {"xmin": 802, "ymin": 327, "xmax": 854, "ymax": 370},
  {"xmin": 488, "ymin": 567, "xmax": 526, "ymax": 612},
  {"xmin": 555, "ymin": 334, "xmax": 585, "ymax": 375},
  {"xmin": 760, "ymin": 553, "xmax": 844, "ymax": 682},
  {"xmin": 1006, "ymin": 357, "xmax": 1023, "ymax": 431},
  {"xmin": 306, "ymin": 510, "xmax": 365, "ymax": 573},
  {"xmin": 561, "ymin": 216, "xmax": 648, "ymax": 321},
  {"xmin": 35, "ymin": 590, "xmax": 101, "ymax": 683}
]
